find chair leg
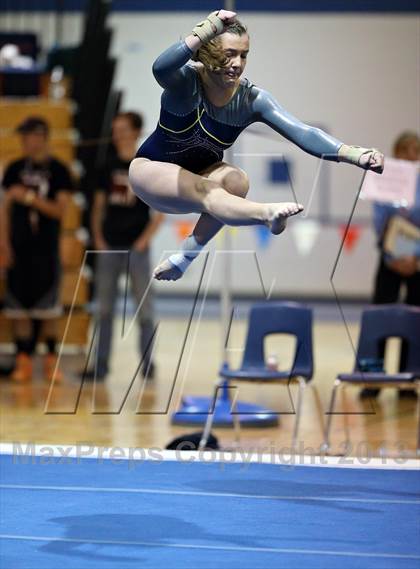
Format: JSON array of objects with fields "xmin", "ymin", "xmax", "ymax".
[
  {"xmin": 199, "ymin": 381, "xmax": 221, "ymax": 451},
  {"xmin": 291, "ymin": 377, "xmax": 306, "ymax": 453},
  {"xmin": 341, "ymin": 385, "xmax": 351, "ymax": 456},
  {"xmin": 309, "ymin": 383, "xmax": 325, "ymax": 440},
  {"xmin": 231, "ymin": 387, "xmax": 242, "ymax": 446},
  {"xmin": 321, "ymin": 379, "xmax": 341, "ymax": 454}
]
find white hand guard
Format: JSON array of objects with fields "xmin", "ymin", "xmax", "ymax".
[
  {"xmin": 338, "ymin": 144, "xmax": 384, "ymax": 173},
  {"xmin": 192, "ymin": 11, "xmax": 224, "ymax": 43}
]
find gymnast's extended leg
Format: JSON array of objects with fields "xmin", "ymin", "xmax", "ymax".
[
  {"xmin": 129, "ymin": 157, "xmax": 302, "ymax": 226},
  {"xmin": 129, "ymin": 157, "xmax": 303, "ymax": 280},
  {"xmin": 152, "ymin": 161, "xmax": 249, "ymax": 280}
]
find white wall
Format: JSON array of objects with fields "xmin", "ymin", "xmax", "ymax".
[
  {"xmin": 110, "ymin": 13, "xmax": 418, "ymax": 153},
  {"xmin": 3, "ymin": 11, "xmax": 418, "ymax": 298},
  {"xmin": 109, "ymin": 12, "xmax": 420, "ymax": 298}
]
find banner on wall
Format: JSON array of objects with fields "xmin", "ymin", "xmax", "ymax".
[
  {"xmin": 215, "ymin": 226, "xmax": 239, "ymax": 247},
  {"xmin": 174, "ymin": 220, "xmax": 195, "ymax": 242},
  {"xmin": 339, "ymin": 224, "xmax": 362, "ymax": 253},
  {"xmin": 290, "ymin": 219, "xmax": 321, "ymax": 256},
  {"xmin": 254, "ymin": 225, "xmax": 272, "ymax": 250}
]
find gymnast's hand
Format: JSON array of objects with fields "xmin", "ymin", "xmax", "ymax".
[
  {"xmin": 216, "ymin": 9, "xmax": 237, "ymax": 32},
  {"xmin": 338, "ymin": 145, "xmax": 385, "ymax": 174},
  {"xmin": 357, "ymin": 148, "xmax": 385, "ymax": 174},
  {"xmin": 192, "ymin": 10, "xmax": 237, "ymax": 43}
]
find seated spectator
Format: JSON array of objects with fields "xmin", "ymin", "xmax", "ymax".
[
  {"xmin": 361, "ymin": 131, "xmax": 419, "ymax": 399},
  {"xmin": 0, "ymin": 117, "xmax": 73, "ymax": 382},
  {"xmin": 83, "ymin": 111, "xmax": 164, "ymax": 381}
]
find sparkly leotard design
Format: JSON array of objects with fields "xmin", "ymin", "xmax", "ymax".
[{"xmin": 137, "ymin": 41, "xmax": 343, "ymax": 174}]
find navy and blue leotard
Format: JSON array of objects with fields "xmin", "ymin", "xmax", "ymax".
[{"xmin": 136, "ymin": 40, "xmax": 343, "ymax": 174}]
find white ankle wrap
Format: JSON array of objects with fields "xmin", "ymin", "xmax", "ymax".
[{"xmin": 168, "ymin": 235, "xmax": 203, "ymax": 274}]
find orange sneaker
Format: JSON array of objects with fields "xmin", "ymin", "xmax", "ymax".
[
  {"xmin": 43, "ymin": 354, "xmax": 64, "ymax": 383},
  {"xmin": 10, "ymin": 353, "xmax": 33, "ymax": 383}
]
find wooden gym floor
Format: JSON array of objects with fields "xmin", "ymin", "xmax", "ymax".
[{"xmin": 0, "ymin": 314, "xmax": 418, "ymax": 457}]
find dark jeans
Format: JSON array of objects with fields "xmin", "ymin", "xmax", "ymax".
[{"xmin": 373, "ymin": 257, "xmax": 420, "ymax": 372}]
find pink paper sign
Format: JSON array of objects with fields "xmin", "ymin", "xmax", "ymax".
[{"xmin": 361, "ymin": 157, "xmax": 418, "ymax": 207}]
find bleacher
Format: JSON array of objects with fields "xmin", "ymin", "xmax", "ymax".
[{"xmin": 0, "ymin": 99, "xmax": 75, "ymax": 165}]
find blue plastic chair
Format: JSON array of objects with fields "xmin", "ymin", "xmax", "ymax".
[
  {"xmin": 323, "ymin": 304, "xmax": 420, "ymax": 455},
  {"xmin": 200, "ymin": 301, "xmax": 323, "ymax": 451}
]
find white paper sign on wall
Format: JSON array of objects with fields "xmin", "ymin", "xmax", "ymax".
[{"xmin": 360, "ymin": 158, "xmax": 418, "ymax": 207}]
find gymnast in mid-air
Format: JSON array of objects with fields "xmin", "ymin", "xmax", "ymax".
[{"xmin": 129, "ymin": 9, "xmax": 384, "ymax": 281}]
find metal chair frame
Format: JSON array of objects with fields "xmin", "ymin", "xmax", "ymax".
[
  {"xmin": 199, "ymin": 302, "xmax": 324, "ymax": 452},
  {"xmin": 322, "ymin": 305, "xmax": 420, "ymax": 457}
]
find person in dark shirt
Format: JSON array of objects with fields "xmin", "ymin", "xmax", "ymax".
[
  {"xmin": 360, "ymin": 132, "xmax": 420, "ymax": 399},
  {"xmin": 86, "ymin": 111, "xmax": 164, "ymax": 381},
  {"xmin": 0, "ymin": 117, "xmax": 73, "ymax": 382}
]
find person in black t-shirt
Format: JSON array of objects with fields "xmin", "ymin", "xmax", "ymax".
[
  {"xmin": 0, "ymin": 117, "xmax": 73, "ymax": 383},
  {"xmin": 87, "ymin": 111, "xmax": 164, "ymax": 380}
]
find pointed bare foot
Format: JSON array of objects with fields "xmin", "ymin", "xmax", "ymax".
[
  {"xmin": 153, "ymin": 258, "xmax": 184, "ymax": 281},
  {"xmin": 267, "ymin": 202, "xmax": 304, "ymax": 235}
]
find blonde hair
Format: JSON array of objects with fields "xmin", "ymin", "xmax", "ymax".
[{"xmin": 192, "ymin": 19, "xmax": 248, "ymax": 71}]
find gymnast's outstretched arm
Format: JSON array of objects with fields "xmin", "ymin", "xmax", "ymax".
[
  {"xmin": 253, "ymin": 88, "xmax": 384, "ymax": 173},
  {"xmin": 253, "ymin": 88, "xmax": 342, "ymax": 160}
]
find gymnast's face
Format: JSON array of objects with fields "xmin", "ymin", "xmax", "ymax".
[{"xmin": 216, "ymin": 32, "xmax": 249, "ymax": 87}]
